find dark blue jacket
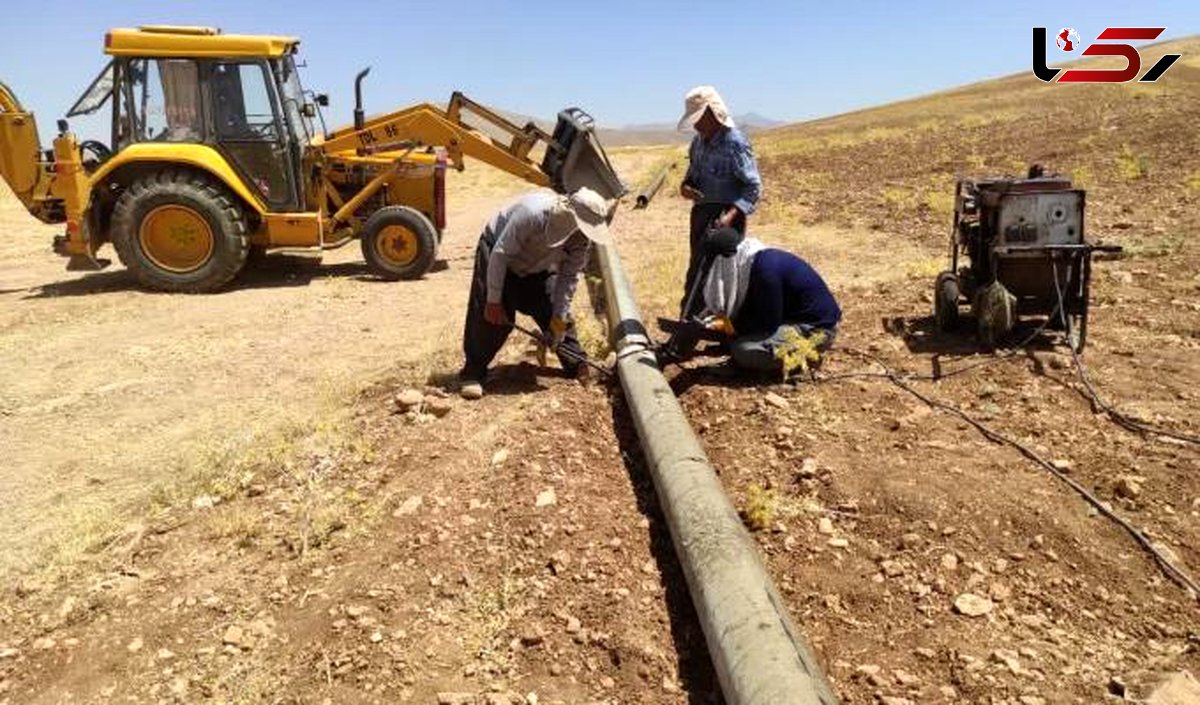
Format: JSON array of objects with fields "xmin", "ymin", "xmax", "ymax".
[{"xmin": 732, "ymin": 249, "xmax": 841, "ymax": 336}]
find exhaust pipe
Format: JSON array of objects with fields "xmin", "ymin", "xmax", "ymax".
[
  {"xmin": 595, "ymin": 240, "xmax": 839, "ymax": 705},
  {"xmin": 353, "ymin": 67, "xmax": 371, "ymax": 132}
]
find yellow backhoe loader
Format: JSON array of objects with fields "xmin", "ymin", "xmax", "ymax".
[{"xmin": 0, "ymin": 25, "xmax": 624, "ymax": 292}]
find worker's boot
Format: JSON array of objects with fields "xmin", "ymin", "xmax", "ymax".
[{"xmin": 460, "ymin": 379, "xmax": 484, "ymax": 400}]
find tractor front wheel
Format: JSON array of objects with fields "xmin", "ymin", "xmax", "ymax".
[
  {"xmin": 111, "ymin": 170, "xmax": 249, "ymax": 292},
  {"xmin": 360, "ymin": 206, "xmax": 438, "ymax": 280}
]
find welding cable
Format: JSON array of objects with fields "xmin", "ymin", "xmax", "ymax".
[
  {"xmin": 511, "ymin": 321, "xmax": 613, "ymax": 378},
  {"xmin": 1050, "ymin": 261, "xmax": 1200, "ymax": 446},
  {"xmin": 812, "ymin": 352, "xmax": 1200, "ymax": 599}
]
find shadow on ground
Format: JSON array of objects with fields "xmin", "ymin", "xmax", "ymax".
[
  {"xmin": 608, "ymin": 391, "xmax": 721, "ymax": 705},
  {"xmin": 23, "ymin": 255, "xmax": 451, "ymax": 299}
]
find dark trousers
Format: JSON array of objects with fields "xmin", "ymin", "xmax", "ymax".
[
  {"xmin": 460, "ymin": 230, "xmax": 587, "ymax": 382},
  {"xmin": 681, "ymin": 202, "xmax": 746, "ymax": 317}
]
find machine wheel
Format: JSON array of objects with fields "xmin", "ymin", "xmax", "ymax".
[
  {"xmin": 111, "ymin": 170, "xmax": 249, "ymax": 292},
  {"xmin": 933, "ymin": 271, "xmax": 960, "ymax": 331},
  {"xmin": 360, "ymin": 206, "xmax": 438, "ymax": 280}
]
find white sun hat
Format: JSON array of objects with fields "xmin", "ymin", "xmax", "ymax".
[
  {"xmin": 677, "ymin": 85, "xmax": 735, "ymax": 132},
  {"xmin": 565, "ymin": 187, "xmax": 612, "ymax": 244}
]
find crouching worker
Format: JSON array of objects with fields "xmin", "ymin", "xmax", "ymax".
[
  {"xmin": 459, "ymin": 188, "xmax": 611, "ymax": 400},
  {"xmin": 700, "ymin": 228, "xmax": 841, "ymax": 377}
]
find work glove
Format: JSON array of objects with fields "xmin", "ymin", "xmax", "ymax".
[
  {"xmin": 548, "ymin": 316, "xmax": 568, "ymax": 347},
  {"xmin": 484, "ymin": 301, "xmax": 509, "ymax": 326},
  {"xmin": 703, "ymin": 314, "xmax": 736, "ymax": 337}
]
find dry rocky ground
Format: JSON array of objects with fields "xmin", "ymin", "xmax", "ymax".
[{"xmin": 2, "ymin": 39, "xmax": 1200, "ymax": 705}]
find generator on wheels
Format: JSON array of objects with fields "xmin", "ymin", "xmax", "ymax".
[{"xmin": 932, "ymin": 168, "xmax": 1121, "ymax": 352}]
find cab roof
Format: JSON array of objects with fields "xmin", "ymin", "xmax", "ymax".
[{"xmin": 105, "ymin": 25, "xmax": 300, "ymax": 59}]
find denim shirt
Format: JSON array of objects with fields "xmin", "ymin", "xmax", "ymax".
[{"xmin": 684, "ymin": 126, "xmax": 763, "ymax": 215}]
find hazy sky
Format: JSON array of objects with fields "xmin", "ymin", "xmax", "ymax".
[{"xmin": 2, "ymin": 0, "xmax": 1196, "ymax": 137}]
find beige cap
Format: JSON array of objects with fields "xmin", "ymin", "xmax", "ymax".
[
  {"xmin": 677, "ymin": 85, "xmax": 735, "ymax": 132},
  {"xmin": 566, "ymin": 187, "xmax": 611, "ymax": 244}
]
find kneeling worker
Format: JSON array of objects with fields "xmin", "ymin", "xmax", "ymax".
[
  {"xmin": 700, "ymin": 228, "xmax": 841, "ymax": 375},
  {"xmin": 459, "ymin": 188, "xmax": 611, "ymax": 399}
]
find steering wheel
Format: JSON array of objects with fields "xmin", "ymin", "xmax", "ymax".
[{"xmin": 79, "ymin": 140, "xmax": 112, "ymax": 167}]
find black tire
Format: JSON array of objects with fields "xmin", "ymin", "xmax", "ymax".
[
  {"xmin": 360, "ymin": 206, "xmax": 438, "ymax": 280},
  {"xmin": 934, "ymin": 271, "xmax": 960, "ymax": 332},
  {"xmin": 110, "ymin": 170, "xmax": 249, "ymax": 292}
]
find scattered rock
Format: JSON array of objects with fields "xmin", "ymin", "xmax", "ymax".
[
  {"xmin": 520, "ymin": 630, "xmax": 544, "ymax": 647},
  {"xmin": 954, "ymin": 593, "xmax": 994, "ymax": 617},
  {"xmin": 191, "ymin": 495, "xmax": 219, "ymax": 510},
  {"xmin": 817, "ymin": 517, "xmax": 834, "ymax": 535},
  {"xmin": 126, "ymin": 637, "xmax": 143, "ymax": 653},
  {"xmin": 156, "ymin": 648, "xmax": 175, "ymax": 660},
  {"xmin": 1051, "ymin": 458, "xmax": 1073, "ymax": 473},
  {"xmin": 393, "ymin": 495, "xmax": 423, "ymax": 517},
  {"xmin": 57, "ymin": 596, "xmax": 78, "ymax": 620},
  {"xmin": 899, "ymin": 532, "xmax": 923, "ymax": 550},
  {"xmin": 797, "ymin": 458, "xmax": 819, "ymax": 479},
  {"xmin": 1019, "ymin": 695, "xmax": 1046, "ymax": 705},
  {"xmin": 914, "ymin": 647, "xmax": 936, "ymax": 659},
  {"xmin": 1115, "ymin": 476, "xmax": 1142, "ymax": 499},
  {"xmin": 880, "ymin": 560, "xmax": 905, "ymax": 578},
  {"xmin": 394, "ymin": 389, "xmax": 424, "ymax": 411},
  {"xmin": 565, "ymin": 616, "xmax": 582, "ymax": 634},
  {"xmin": 764, "ymin": 392, "xmax": 790, "ymax": 410},
  {"xmin": 491, "ymin": 448, "xmax": 510, "ymax": 466},
  {"xmin": 828, "ymin": 537, "xmax": 849, "ymax": 549},
  {"xmin": 0, "ymin": 647, "xmax": 18, "ymax": 659},
  {"xmin": 535, "ymin": 488, "xmax": 557, "ymax": 507},
  {"xmin": 222, "ymin": 625, "xmax": 246, "ymax": 648},
  {"xmin": 941, "ymin": 553, "xmax": 959, "ymax": 571},
  {"xmin": 426, "ymin": 397, "xmax": 453, "ymax": 418},
  {"xmin": 32, "ymin": 638, "xmax": 55, "ymax": 651},
  {"xmin": 991, "ymin": 648, "xmax": 1021, "ymax": 673},
  {"xmin": 989, "ymin": 582, "xmax": 1012, "ymax": 601}
]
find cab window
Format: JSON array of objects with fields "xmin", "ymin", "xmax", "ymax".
[{"xmin": 124, "ymin": 59, "xmax": 203, "ymax": 143}]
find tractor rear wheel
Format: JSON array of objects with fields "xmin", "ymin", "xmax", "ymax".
[
  {"xmin": 360, "ymin": 206, "xmax": 438, "ymax": 280},
  {"xmin": 933, "ymin": 271, "xmax": 960, "ymax": 332},
  {"xmin": 111, "ymin": 170, "xmax": 249, "ymax": 292}
]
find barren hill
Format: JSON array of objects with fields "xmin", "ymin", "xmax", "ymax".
[{"xmin": 752, "ymin": 36, "xmax": 1200, "ymax": 250}]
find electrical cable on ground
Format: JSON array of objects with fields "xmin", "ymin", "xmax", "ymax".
[
  {"xmin": 815, "ymin": 349, "xmax": 1200, "ymax": 600},
  {"xmin": 1049, "ymin": 261, "xmax": 1200, "ymax": 446}
]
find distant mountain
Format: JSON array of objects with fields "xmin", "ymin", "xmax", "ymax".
[
  {"xmin": 445, "ymin": 101, "xmax": 781, "ymax": 148},
  {"xmin": 736, "ymin": 112, "xmax": 785, "ymax": 129}
]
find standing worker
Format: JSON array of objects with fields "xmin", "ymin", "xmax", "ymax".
[
  {"xmin": 677, "ymin": 86, "xmax": 762, "ymax": 317},
  {"xmin": 458, "ymin": 188, "xmax": 611, "ymax": 400}
]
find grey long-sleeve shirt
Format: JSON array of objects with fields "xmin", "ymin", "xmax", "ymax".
[{"xmin": 485, "ymin": 191, "xmax": 589, "ymax": 319}]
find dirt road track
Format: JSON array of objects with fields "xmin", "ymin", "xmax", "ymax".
[{"xmin": 0, "ymin": 166, "xmax": 569, "ymax": 579}]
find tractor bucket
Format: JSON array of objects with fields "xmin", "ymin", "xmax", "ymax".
[{"xmin": 542, "ymin": 108, "xmax": 626, "ymax": 201}]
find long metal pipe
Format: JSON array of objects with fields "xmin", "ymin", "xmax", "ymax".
[
  {"xmin": 634, "ymin": 162, "xmax": 673, "ymax": 209},
  {"xmin": 595, "ymin": 240, "xmax": 839, "ymax": 705}
]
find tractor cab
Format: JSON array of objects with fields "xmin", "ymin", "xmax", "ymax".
[{"xmin": 66, "ymin": 25, "xmax": 315, "ymax": 212}]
